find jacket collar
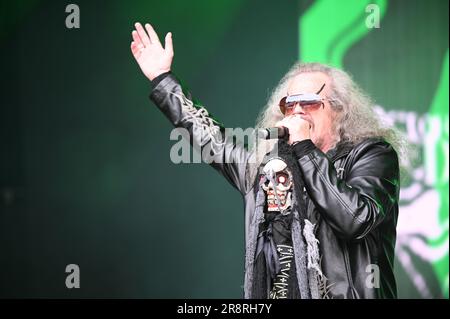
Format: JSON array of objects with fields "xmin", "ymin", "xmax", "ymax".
[{"xmin": 327, "ymin": 141, "xmax": 354, "ymax": 162}]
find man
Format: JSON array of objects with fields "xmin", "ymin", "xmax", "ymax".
[{"xmin": 130, "ymin": 22, "xmax": 403, "ymax": 299}]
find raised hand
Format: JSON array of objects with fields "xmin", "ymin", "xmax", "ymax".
[{"xmin": 130, "ymin": 22, "xmax": 174, "ymax": 81}]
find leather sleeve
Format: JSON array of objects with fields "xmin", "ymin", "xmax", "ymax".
[
  {"xmin": 149, "ymin": 73, "xmax": 252, "ymax": 194},
  {"xmin": 297, "ymin": 139, "xmax": 400, "ymax": 241}
]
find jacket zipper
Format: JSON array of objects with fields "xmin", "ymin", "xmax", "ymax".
[
  {"xmin": 333, "ymin": 147, "xmax": 359, "ymax": 298},
  {"xmin": 342, "ymin": 244, "xmax": 359, "ymax": 299}
]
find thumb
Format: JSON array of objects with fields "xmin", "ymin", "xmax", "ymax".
[
  {"xmin": 274, "ymin": 120, "xmax": 284, "ymax": 128},
  {"xmin": 164, "ymin": 32, "xmax": 174, "ymax": 56}
]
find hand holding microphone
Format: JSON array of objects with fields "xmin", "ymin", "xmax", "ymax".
[{"xmin": 274, "ymin": 114, "xmax": 311, "ymax": 145}]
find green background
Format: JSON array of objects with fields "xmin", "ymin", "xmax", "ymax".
[{"xmin": 0, "ymin": 0, "xmax": 448, "ymax": 298}]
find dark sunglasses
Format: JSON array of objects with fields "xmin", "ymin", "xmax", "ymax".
[{"xmin": 279, "ymin": 83, "xmax": 326, "ymax": 115}]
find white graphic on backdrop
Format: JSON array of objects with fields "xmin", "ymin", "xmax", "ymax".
[{"xmin": 375, "ymin": 106, "xmax": 449, "ymax": 298}]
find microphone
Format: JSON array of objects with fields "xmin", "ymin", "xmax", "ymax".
[{"xmin": 256, "ymin": 126, "xmax": 289, "ymax": 140}]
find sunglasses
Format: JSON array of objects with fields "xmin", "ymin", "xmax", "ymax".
[{"xmin": 279, "ymin": 83, "xmax": 326, "ymax": 115}]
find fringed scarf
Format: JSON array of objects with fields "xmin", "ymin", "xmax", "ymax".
[{"xmin": 244, "ymin": 140, "xmax": 326, "ymax": 299}]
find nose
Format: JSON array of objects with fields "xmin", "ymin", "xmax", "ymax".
[{"xmin": 292, "ymin": 103, "xmax": 306, "ymax": 115}]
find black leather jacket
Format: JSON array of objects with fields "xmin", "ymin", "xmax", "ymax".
[{"xmin": 150, "ymin": 73, "xmax": 400, "ymax": 299}]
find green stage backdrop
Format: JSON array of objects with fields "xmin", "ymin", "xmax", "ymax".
[{"xmin": 0, "ymin": 0, "xmax": 448, "ymax": 298}]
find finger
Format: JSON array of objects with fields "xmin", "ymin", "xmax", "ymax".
[
  {"xmin": 145, "ymin": 23, "xmax": 162, "ymax": 46},
  {"xmin": 131, "ymin": 32, "xmax": 145, "ymax": 52},
  {"xmin": 164, "ymin": 32, "xmax": 174, "ymax": 56},
  {"xmin": 132, "ymin": 30, "xmax": 143, "ymax": 47},
  {"xmin": 274, "ymin": 120, "xmax": 285, "ymax": 128},
  {"xmin": 299, "ymin": 116, "xmax": 311, "ymax": 124},
  {"xmin": 135, "ymin": 22, "xmax": 151, "ymax": 46},
  {"xmin": 130, "ymin": 41, "xmax": 141, "ymax": 58}
]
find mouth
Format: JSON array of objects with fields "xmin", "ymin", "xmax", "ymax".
[{"xmin": 266, "ymin": 190, "xmax": 288, "ymax": 211}]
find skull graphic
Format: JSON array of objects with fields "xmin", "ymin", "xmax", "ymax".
[{"xmin": 262, "ymin": 158, "xmax": 293, "ymax": 213}]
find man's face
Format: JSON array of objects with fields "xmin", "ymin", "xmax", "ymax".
[{"xmin": 285, "ymin": 72, "xmax": 335, "ymax": 151}]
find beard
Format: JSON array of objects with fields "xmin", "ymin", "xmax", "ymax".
[{"xmin": 310, "ymin": 131, "xmax": 337, "ymax": 153}]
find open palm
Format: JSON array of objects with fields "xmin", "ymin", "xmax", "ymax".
[{"xmin": 130, "ymin": 23, "xmax": 173, "ymax": 81}]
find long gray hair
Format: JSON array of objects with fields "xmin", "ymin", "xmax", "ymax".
[{"xmin": 254, "ymin": 62, "xmax": 408, "ymax": 166}]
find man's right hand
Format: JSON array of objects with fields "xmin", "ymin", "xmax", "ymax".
[{"xmin": 130, "ymin": 22, "xmax": 174, "ymax": 81}]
